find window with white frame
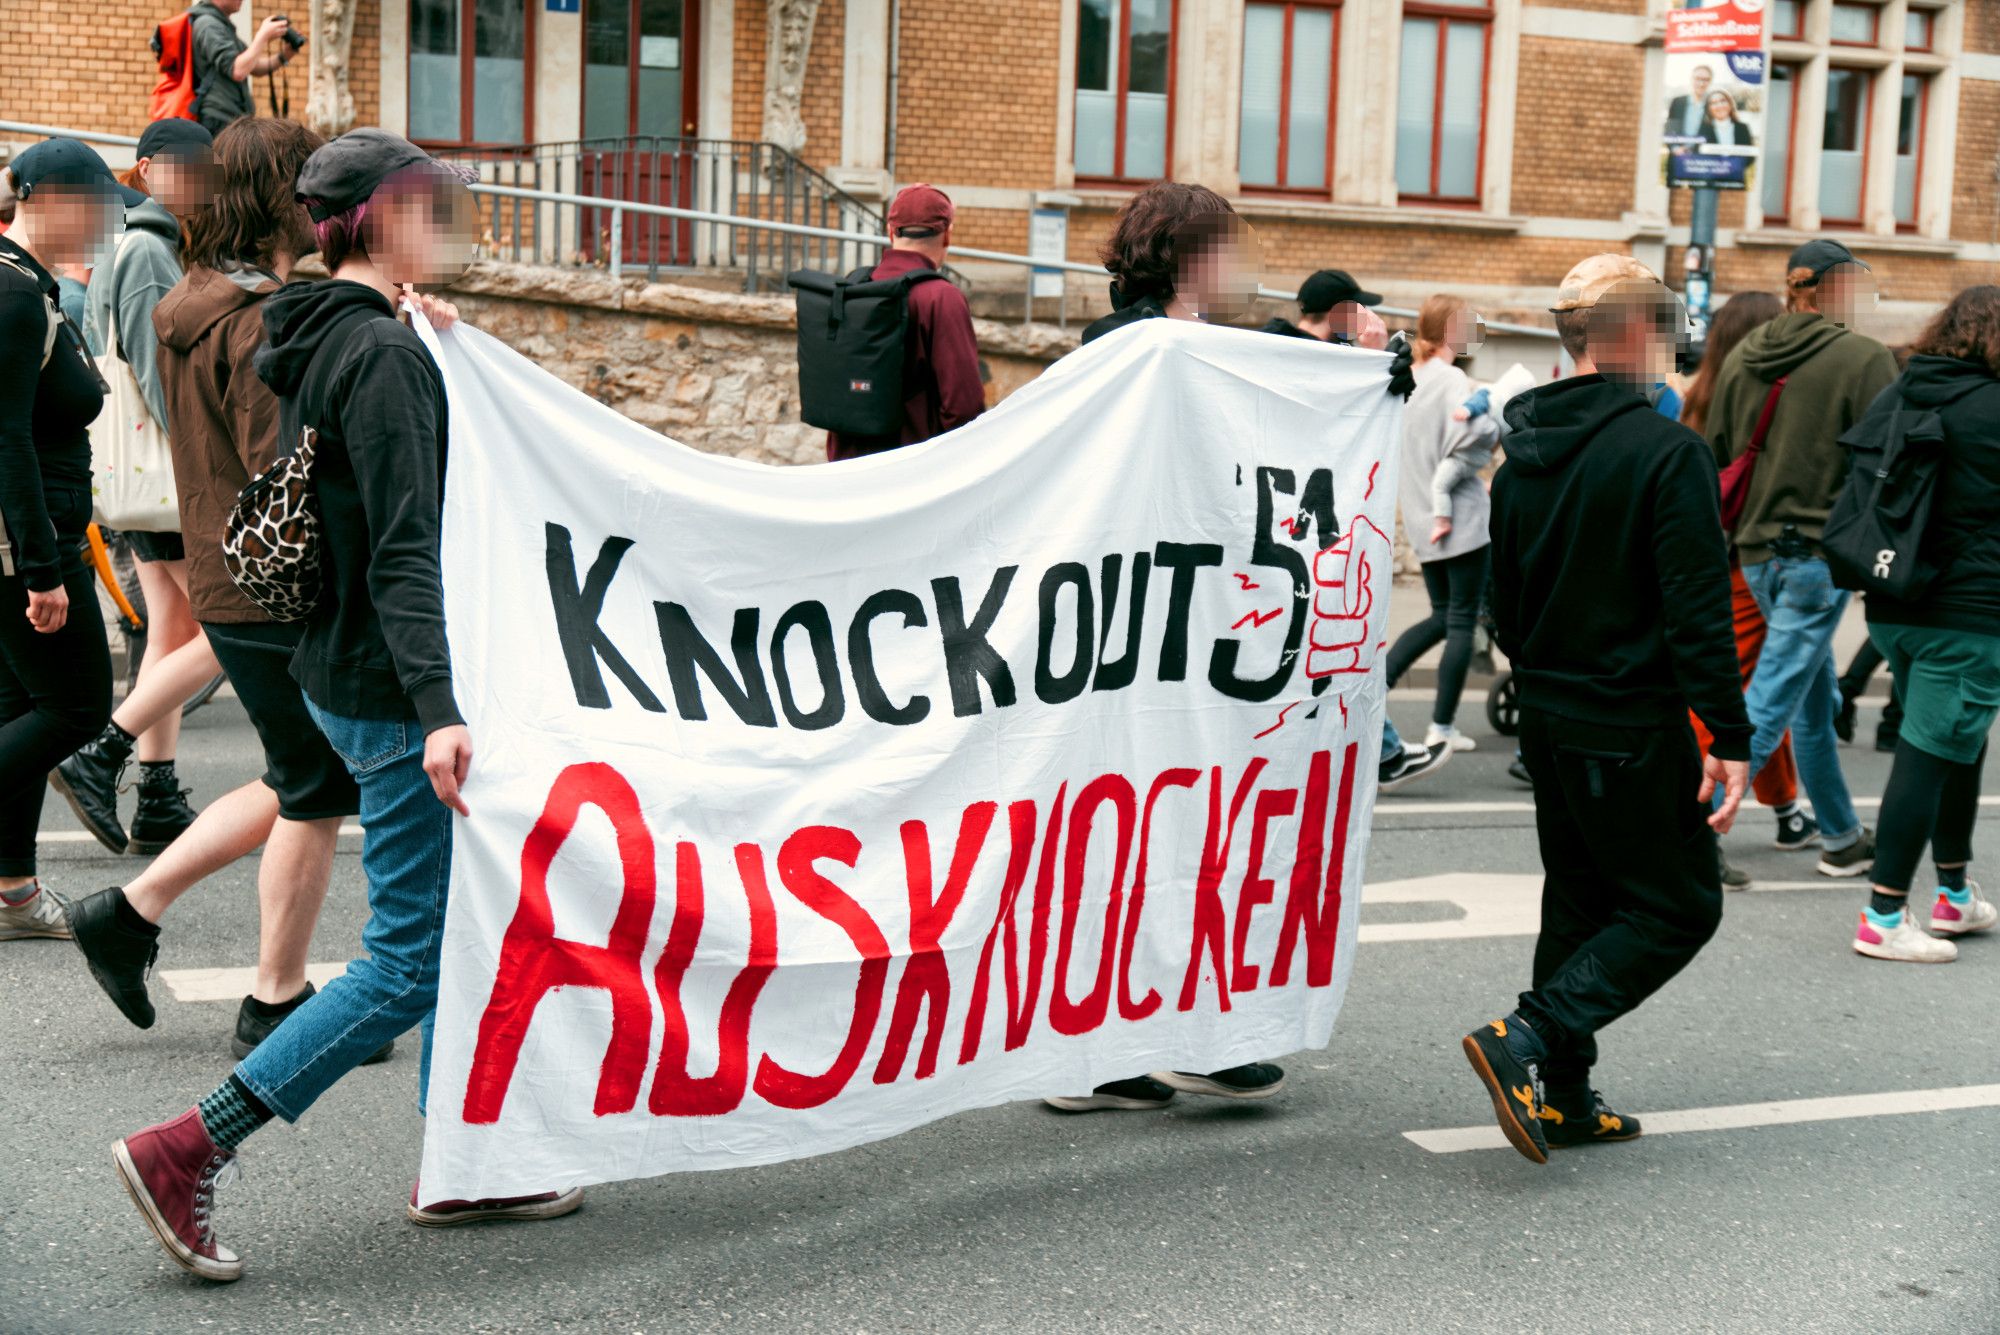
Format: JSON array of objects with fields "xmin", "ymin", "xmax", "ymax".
[{"xmin": 1758, "ymin": 0, "xmax": 1956, "ymax": 235}]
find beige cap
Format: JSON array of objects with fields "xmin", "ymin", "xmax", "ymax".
[{"xmin": 1551, "ymin": 253, "xmax": 1662, "ymax": 311}]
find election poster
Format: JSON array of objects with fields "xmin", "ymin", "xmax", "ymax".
[
  {"xmin": 412, "ymin": 317, "xmax": 1403, "ymax": 1204},
  {"xmin": 1661, "ymin": 1, "xmax": 1768, "ymax": 190}
]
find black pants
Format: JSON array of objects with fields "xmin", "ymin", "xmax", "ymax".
[
  {"xmin": 1384, "ymin": 545, "xmax": 1488, "ymax": 729},
  {"xmin": 1839, "ymin": 641, "xmax": 1903, "ymax": 732},
  {"xmin": 0, "ymin": 565, "xmax": 113, "ymax": 876},
  {"xmin": 1515, "ymin": 708, "xmax": 1723, "ymax": 1090},
  {"xmin": 1871, "ymin": 738, "xmax": 1986, "ymax": 894}
]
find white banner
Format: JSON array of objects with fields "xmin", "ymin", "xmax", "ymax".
[{"xmin": 416, "ymin": 317, "xmax": 1402, "ymax": 1201}]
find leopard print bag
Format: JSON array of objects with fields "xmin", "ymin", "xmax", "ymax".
[{"xmin": 222, "ymin": 425, "xmax": 324, "ymax": 622}]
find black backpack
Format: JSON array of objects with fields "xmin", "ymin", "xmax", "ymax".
[
  {"xmin": 1823, "ymin": 395, "xmax": 1948, "ymax": 600},
  {"xmin": 788, "ymin": 265, "xmax": 946, "ymax": 436}
]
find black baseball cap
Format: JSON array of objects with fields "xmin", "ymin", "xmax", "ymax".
[
  {"xmin": 296, "ymin": 128, "xmax": 475, "ymax": 222},
  {"xmin": 1787, "ymin": 238, "xmax": 1870, "ymax": 283},
  {"xmin": 135, "ymin": 118, "xmax": 214, "ymax": 163},
  {"xmin": 1298, "ymin": 269, "xmax": 1382, "ymax": 315},
  {"xmin": 8, "ymin": 138, "xmax": 144, "ymax": 206}
]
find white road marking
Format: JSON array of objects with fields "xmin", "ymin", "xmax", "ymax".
[
  {"xmin": 160, "ymin": 961, "xmax": 349, "ymax": 1003},
  {"xmin": 1373, "ymin": 796, "xmax": 1998, "ymax": 815},
  {"xmin": 1405, "ymin": 1083, "xmax": 2000, "ymax": 1153},
  {"xmin": 38, "ymin": 824, "xmax": 366, "ymax": 844}
]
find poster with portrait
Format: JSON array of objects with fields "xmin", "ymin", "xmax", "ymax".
[{"xmin": 1661, "ymin": 2, "xmax": 1768, "ymax": 190}]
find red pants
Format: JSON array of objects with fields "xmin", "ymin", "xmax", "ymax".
[{"xmin": 1691, "ymin": 564, "xmax": 1799, "ymax": 807}]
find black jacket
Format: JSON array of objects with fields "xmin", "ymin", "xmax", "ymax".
[
  {"xmin": 1858, "ymin": 354, "xmax": 2000, "ymax": 638},
  {"xmin": 0, "ymin": 235, "xmax": 104, "ymax": 591},
  {"xmin": 1261, "ymin": 316, "xmax": 1316, "ymax": 340},
  {"xmin": 1491, "ymin": 374, "xmax": 1751, "ymax": 758},
  {"xmin": 1081, "ymin": 289, "xmax": 1170, "ymax": 345},
  {"xmin": 255, "ymin": 280, "xmax": 462, "ymax": 733}
]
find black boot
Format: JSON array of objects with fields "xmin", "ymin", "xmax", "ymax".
[
  {"xmin": 50, "ymin": 725, "xmax": 133, "ymax": 854},
  {"xmin": 231, "ymin": 982, "xmax": 394, "ymax": 1064},
  {"xmin": 68, "ymin": 887, "xmax": 161, "ymax": 1028},
  {"xmin": 128, "ymin": 764, "xmax": 198, "ymax": 855}
]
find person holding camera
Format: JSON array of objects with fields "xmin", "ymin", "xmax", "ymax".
[{"xmin": 188, "ymin": 0, "xmax": 302, "ymax": 136}]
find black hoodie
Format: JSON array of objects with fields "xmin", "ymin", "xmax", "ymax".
[
  {"xmin": 1856, "ymin": 354, "xmax": 2000, "ymax": 638},
  {"xmin": 1491, "ymin": 374, "xmax": 1751, "ymax": 758},
  {"xmin": 255, "ymin": 280, "xmax": 461, "ymax": 733}
]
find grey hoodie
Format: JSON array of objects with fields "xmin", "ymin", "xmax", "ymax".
[{"xmin": 84, "ymin": 197, "xmax": 182, "ymax": 432}]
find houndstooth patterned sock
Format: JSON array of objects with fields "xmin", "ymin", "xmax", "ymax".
[{"xmin": 197, "ymin": 1076, "xmax": 273, "ymax": 1152}]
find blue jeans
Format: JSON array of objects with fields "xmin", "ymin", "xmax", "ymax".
[
  {"xmin": 236, "ymin": 702, "xmax": 452, "ymax": 1121},
  {"xmin": 1382, "ymin": 717, "xmax": 1404, "ymax": 760},
  {"xmin": 1736, "ymin": 557, "xmax": 1861, "ymax": 849}
]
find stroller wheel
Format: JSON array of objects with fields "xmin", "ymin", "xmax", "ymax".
[{"xmin": 1486, "ymin": 671, "xmax": 1520, "ymax": 737}]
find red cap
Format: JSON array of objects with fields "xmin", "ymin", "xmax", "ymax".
[{"xmin": 888, "ymin": 183, "xmax": 954, "ymax": 236}]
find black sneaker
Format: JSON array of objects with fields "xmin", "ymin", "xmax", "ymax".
[
  {"xmin": 1875, "ymin": 724, "xmax": 1900, "ymax": 754},
  {"xmin": 1834, "ymin": 691, "xmax": 1858, "ymax": 743},
  {"xmin": 128, "ymin": 774, "xmax": 198, "ymax": 855},
  {"xmin": 49, "ymin": 727, "xmax": 133, "ymax": 855},
  {"xmin": 1461, "ymin": 1018, "xmax": 1548, "ymax": 1164},
  {"xmin": 1507, "ymin": 755, "xmax": 1533, "ymax": 787},
  {"xmin": 1043, "ymin": 1075, "xmax": 1175, "ymax": 1112},
  {"xmin": 1772, "ymin": 807, "xmax": 1820, "ymax": 851},
  {"xmin": 1153, "ymin": 1063, "xmax": 1286, "ymax": 1100},
  {"xmin": 1818, "ymin": 828, "xmax": 1876, "ymax": 879},
  {"xmin": 231, "ymin": 982, "xmax": 395, "ymax": 1064},
  {"xmin": 68, "ymin": 888, "xmax": 160, "ymax": 1029},
  {"xmin": 1721, "ymin": 857, "xmax": 1752, "ymax": 891},
  {"xmin": 1380, "ymin": 742, "xmax": 1451, "ymax": 793},
  {"xmin": 1540, "ymin": 1087, "xmax": 1643, "ymax": 1148}
]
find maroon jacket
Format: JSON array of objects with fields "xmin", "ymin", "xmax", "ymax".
[{"xmin": 825, "ymin": 248, "xmax": 985, "ymax": 460}]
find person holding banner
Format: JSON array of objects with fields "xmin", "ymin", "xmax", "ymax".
[
  {"xmin": 111, "ymin": 130, "xmax": 577, "ymax": 1285},
  {"xmin": 1471, "ymin": 254, "xmax": 1749, "ymax": 1164}
]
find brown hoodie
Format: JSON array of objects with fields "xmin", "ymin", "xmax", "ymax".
[{"xmin": 153, "ymin": 264, "xmax": 283, "ymax": 623}]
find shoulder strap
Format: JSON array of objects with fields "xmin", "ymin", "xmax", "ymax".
[
  {"xmin": 0, "ymin": 251, "xmax": 61, "ymax": 368},
  {"xmin": 1745, "ymin": 375, "xmax": 1788, "ymax": 454}
]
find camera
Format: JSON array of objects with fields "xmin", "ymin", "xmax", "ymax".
[{"xmin": 271, "ymin": 15, "xmax": 308, "ymax": 50}]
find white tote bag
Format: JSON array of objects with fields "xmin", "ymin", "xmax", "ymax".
[{"xmin": 88, "ymin": 235, "xmax": 180, "ymax": 532}]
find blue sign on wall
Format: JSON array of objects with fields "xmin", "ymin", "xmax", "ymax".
[{"xmin": 546, "ymin": 0, "xmax": 579, "ymax": 12}]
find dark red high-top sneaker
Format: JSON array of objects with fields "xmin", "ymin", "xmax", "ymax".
[
  {"xmin": 408, "ymin": 1180, "xmax": 584, "ymax": 1227},
  {"xmin": 113, "ymin": 1109, "xmax": 244, "ymax": 1282}
]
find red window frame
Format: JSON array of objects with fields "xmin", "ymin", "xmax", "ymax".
[
  {"xmin": 1763, "ymin": 60, "xmax": 1801, "ymax": 225},
  {"xmin": 1819, "ymin": 65, "xmax": 1874, "ymax": 229},
  {"xmin": 408, "ymin": 0, "xmax": 537, "ymax": 147},
  {"xmin": 1828, "ymin": 1, "xmax": 1879, "ymax": 48},
  {"xmin": 1398, "ymin": 0, "xmax": 1493, "ymax": 206},
  {"xmin": 1075, "ymin": 0, "xmax": 1180, "ymax": 185},
  {"xmin": 1895, "ymin": 73, "xmax": 1928, "ymax": 231},
  {"xmin": 1239, "ymin": 0, "xmax": 1342, "ymax": 195},
  {"xmin": 1770, "ymin": 0, "xmax": 1804, "ymax": 41},
  {"xmin": 578, "ymin": 0, "xmax": 704, "ymax": 139},
  {"xmin": 1904, "ymin": 6, "xmax": 1935, "ymax": 52}
]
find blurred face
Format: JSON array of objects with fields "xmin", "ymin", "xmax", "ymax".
[
  {"xmin": 1331, "ymin": 301, "xmax": 1388, "ymax": 350},
  {"xmin": 21, "ymin": 183, "xmax": 123, "ymax": 267},
  {"xmin": 142, "ymin": 151, "xmax": 216, "ymax": 218},
  {"xmin": 1816, "ymin": 262, "xmax": 1879, "ymax": 328},
  {"xmin": 1588, "ymin": 281, "xmax": 1686, "ymax": 392},
  {"xmin": 1706, "ymin": 92, "xmax": 1735, "ymax": 123},
  {"xmin": 365, "ymin": 170, "xmax": 478, "ymax": 287},
  {"xmin": 1445, "ymin": 307, "xmax": 1485, "ymax": 358},
  {"xmin": 1175, "ymin": 216, "xmax": 1257, "ymax": 323}
]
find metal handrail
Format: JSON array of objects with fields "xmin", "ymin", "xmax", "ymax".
[{"xmin": 0, "ymin": 119, "xmax": 1555, "ymax": 338}]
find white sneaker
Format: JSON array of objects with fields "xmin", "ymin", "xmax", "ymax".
[
  {"xmin": 1852, "ymin": 909, "xmax": 1957, "ymax": 963},
  {"xmin": 0, "ymin": 882, "xmax": 71, "ymax": 940},
  {"xmin": 1930, "ymin": 882, "xmax": 1997, "ymax": 937},
  {"xmin": 1425, "ymin": 723, "xmax": 1477, "ymax": 753}
]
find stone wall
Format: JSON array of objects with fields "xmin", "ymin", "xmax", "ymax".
[{"xmin": 446, "ymin": 264, "xmax": 1075, "ymax": 466}]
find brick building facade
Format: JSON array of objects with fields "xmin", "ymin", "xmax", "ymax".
[{"xmin": 6, "ymin": 0, "xmax": 1996, "ymax": 333}]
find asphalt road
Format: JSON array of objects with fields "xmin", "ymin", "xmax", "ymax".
[{"xmin": 1, "ymin": 686, "xmax": 1994, "ymax": 1334}]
